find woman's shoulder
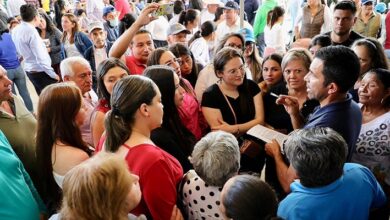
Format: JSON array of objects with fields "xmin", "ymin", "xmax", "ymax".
[{"xmin": 54, "ymin": 144, "xmax": 90, "ymax": 162}]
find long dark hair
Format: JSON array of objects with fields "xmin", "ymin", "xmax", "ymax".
[
  {"xmin": 36, "ymin": 83, "xmax": 89, "ymax": 213},
  {"xmin": 214, "ymin": 47, "xmax": 256, "ymax": 119},
  {"xmin": 267, "ymin": 6, "xmax": 285, "ymax": 29},
  {"xmin": 178, "ymin": 9, "xmax": 198, "ymax": 27},
  {"xmin": 169, "ymin": 43, "xmax": 199, "ymax": 86},
  {"xmin": 37, "ymin": 12, "xmax": 56, "ymax": 34},
  {"xmin": 188, "ymin": 20, "xmax": 215, "ymax": 46},
  {"xmin": 96, "ymin": 58, "xmax": 130, "ymax": 103},
  {"xmin": 104, "ymin": 76, "xmax": 157, "ymax": 152},
  {"xmin": 144, "ymin": 65, "xmax": 196, "ymax": 155}
]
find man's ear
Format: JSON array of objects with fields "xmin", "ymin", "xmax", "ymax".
[
  {"xmin": 327, "ymin": 82, "xmax": 339, "ymax": 95},
  {"xmin": 63, "ymin": 75, "xmax": 70, "ymax": 82}
]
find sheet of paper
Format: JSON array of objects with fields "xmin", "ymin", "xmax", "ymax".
[{"xmin": 247, "ymin": 125, "xmax": 288, "ymax": 146}]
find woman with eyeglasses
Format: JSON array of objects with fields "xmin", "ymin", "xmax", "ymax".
[
  {"xmin": 201, "ymin": 47, "xmax": 265, "ymax": 173},
  {"xmin": 169, "ymin": 43, "xmax": 203, "ymax": 87},
  {"xmin": 195, "ymin": 32, "xmax": 246, "ymax": 101},
  {"xmin": 147, "ymin": 48, "xmax": 207, "ymax": 141}
]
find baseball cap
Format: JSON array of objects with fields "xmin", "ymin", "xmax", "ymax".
[
  {"xmin": 238, "ymin": 28, "xmax": 255, "ymax": 43},
  {"xmin": 375, "ymin": 2, "xmax": 387, "ymax": 13},
  {"xmin": 103, "ymin": 5, "xmax": 115, "ymax": 17},
  {"xmin": 167, "ymin": 23, "xmax": 191, "ymax": 35},
  {"xmin": 223, "ymin": 1, "xmax": 239, "ymax": 10},
  {"xmin": 361, "ymin": 0, "xmax": 374, "ymax": 5},
  {"xmin": 88, "ymin": 21, "xmax": 104, "ymax": 33}
]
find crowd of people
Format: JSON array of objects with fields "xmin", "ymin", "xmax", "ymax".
[{"xmin": 0, "ymin": 0, "xmax": 389, "ymax": 219}]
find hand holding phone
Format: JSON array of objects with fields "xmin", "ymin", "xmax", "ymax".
[{"xmin": 152, "ymin": 3, "xmax": 174, "ymax": 17}]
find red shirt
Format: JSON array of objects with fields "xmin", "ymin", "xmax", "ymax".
[
  {"xmin": 96, "ymin": 141, "xmax": 183, "ymax": 220},
  {"xmin": 96, "ymin": 99, "xmax": 110, "ymax": 114},
  {"xmin": 385, "ymin": 11, "xmax": 390, "ymax": 49},
  {"xmin": 114, "ymin": 0, "xmax": 132, "ymax": 20},
  {"xmin": 125, "ymin": 55, "xmax": 146, "ymax": 75}
]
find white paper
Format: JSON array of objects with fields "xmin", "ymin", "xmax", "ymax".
[{"xmin": 247, "ymin": 125, "xmax": 288, "ymax": 146}]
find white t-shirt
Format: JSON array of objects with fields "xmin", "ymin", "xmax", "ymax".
[
  {"xmin": 145, "ymin": 16, "xmax": 169, "ymax": 41},
  {"xmin": 190, "ymin": 37, "xmax": 210, "ymax": 66},
  {"xmin": 264, "ymin": 23, "xmax": 286, "ymax": 54},
  {"xmin": 200, "ymin": 9, "xmax": 215, "ymax": 24},
  {"xmin": 215, "ymin": 17, "xmax": 253, "ymax": 41}
]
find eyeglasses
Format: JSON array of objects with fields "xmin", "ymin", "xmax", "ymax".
[
  {"xmin": 225, "ymin": 65, "xmax": 245, "ymax": 75},
  {"xmin": 165, "ymin": 58, "xmax": 182, "ymax": 67}
]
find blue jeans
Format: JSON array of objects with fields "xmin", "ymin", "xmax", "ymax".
[{"xmin": 6, "ymin": 66, "xmax": 34, "ymax": 111}]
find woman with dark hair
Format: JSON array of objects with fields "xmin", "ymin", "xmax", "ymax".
[
  {"xmin": 201, "ymin": 47, "xmax": 265, "ymax": 172},
  {"xmin": 264, "ymin": 6, "xmax": 286, "ymax": 56},
  {"xmin": 352, "ymin": 68, "xmax": 390, "ymax": 217},
  {"xmin": 309, "ymin": 34, "xmax": 331, "ymax": 56},
  {"xmin": 60, "ymin": 13, "xmax": 92, "ymax": 59},
  {"xmin": 147, "ymin": 48, "xmax": 207, "ymax": 140},
  {"xmin": 220, "ymin": 175, "xmax": 278, "ymax": 220},
  {"xmin": 91, "ymin": 58, "xmax": 130, "ymax": 147},
  {"xmin": 351, "ymin": 38, "xmax": 389, "ymax": 102},
  {"xmin": 97, "ymin": 75, "xmax": 184, "ymax": 220},
  {"xmin": 188, "ymin": 0, "xmax": 203, "ymax": 11},
  {"xmin": 36, "ymin": 83, "xmax": 93, "ymax": 215},
  {"xmin": 54, "ymin": 0, "xmax": 66, "ymax": 31},
  {"xmin": 195, "ymin": 32, "xmax": 245, "ymax": 101},
  {"xmin": 178, "ymin": 9, "xmax": 200, "ymax": 39},
  {"xmin": 189, "ymin": 20, "xmax": 216, "ymax": 66},
  {"xmin": 239, "ymin": 28, "xmax": 263, "ymax": 83},
  {"xmin": 144, "ymin": 65, "xmax": 195, "ymax": 172},
  {"xmin": 37, "ymin": 12, "xmax": 63, "ymax": 78},
  {"xmin": 213, "ymin": 6, "xmax": 225, "ymax": 26},
  {"xmin": 0, "ymin": 20, "xmax": 33, "ymax": 111},
  {"xmin": 169, "ymin": 43, "xmax": 203, "ymax": 87}
]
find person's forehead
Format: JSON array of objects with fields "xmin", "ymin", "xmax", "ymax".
[
  {"xmin": 333, "ymin": 9, "xmax": 354, "ymax": 17},
  {"xmin": 91, "ymin": 28, "xmax": 104, "ymax": 34},
  {"xmin": 175, "ymin": 32, "xmax": 187, "ymax": 37},
  {"xmin": 133, "ymin": 33, "xmax": 152, "ymax": 43},
  {"xmin": 73, "ymin": 63, "xmax": 91, "ymax": 74}
]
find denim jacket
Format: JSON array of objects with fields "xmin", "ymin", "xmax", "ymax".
[{"xmin": 60, "ymin": 31, "xmax": 92, "ymax": 59}]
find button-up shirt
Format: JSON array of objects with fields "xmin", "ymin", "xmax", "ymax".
[{"xmin": 12, "ymin": 22, "xmax": 57, "ymax": 79}]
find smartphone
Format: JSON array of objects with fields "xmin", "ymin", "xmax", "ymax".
[{"xmin": 152, "ymin": 3, "xmax": 174, "ymax": 17}]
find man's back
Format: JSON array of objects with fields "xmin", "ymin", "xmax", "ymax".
[
  {"xmin": 304, "ymin": 94, "xmax": 362, "ymax": 161},
  {"xmin": 278, "ymin": 163, "xmax": 386, "ymax": 220}
]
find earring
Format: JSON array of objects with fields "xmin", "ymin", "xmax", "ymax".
[{"xmin": 381, "ymin": 98, "xmax": 384, "ymax": 104}]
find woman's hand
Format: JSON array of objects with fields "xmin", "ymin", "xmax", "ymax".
[
  {"xmin": 265, "ymin": 139, "xmax": 281, "ymax": 158},
  {"xmin": 170, "ymin": 205, "xmax": 184, "ymax": 220},
  {"xmin": 211, "ymin": 118, "xmax": 236, "ymax": 134},
  {"xmin": 134, "ymin": 3, "xmax": 159, "ymax": 27},
  {"xmin": 276, "ymin": 95, "xmax": 300, "ymax": 116}
]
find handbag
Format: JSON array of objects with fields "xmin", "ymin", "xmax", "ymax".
[{"xmin": 218, "ymin": 85, "xmax": 261, "ymax": 158}]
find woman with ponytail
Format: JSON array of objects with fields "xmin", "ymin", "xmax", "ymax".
[
  {"xmin": 98, "ymin": 75, "xmax": 184, "ymax": 220},
  {"xmin": 178, "ymin": 9, "xmax": 200, "ymax": 40},
  {"xmin": 189, "ymin": 21, "xmax": 216, "ymax": 66},
  {"xmin": 264, "ymin": 6, "xmax": 286, "ymax": 57}
]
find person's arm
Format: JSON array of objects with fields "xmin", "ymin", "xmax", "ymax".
[
  {"xmin": 194, "ymin": 66, "xmax": 212, "ymax": 102},
  {"xmin": 109, "ymin": 3, "xmax": 159, "ymax": 58},
  {"xmin": 276, "ymin": 95, "xmax": 305, "ymax": 129},
  {"xmin": 142, "ymin": 159, "xmax": 181, "ymax": 220},
  {"xmin": 91, "ymin": 111, "xmax": 106, "ymax": 147},
  {"xmin": 265, "ymin": 140, "xmax": 296, "ymax": 193}
]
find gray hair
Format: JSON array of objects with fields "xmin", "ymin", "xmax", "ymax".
[
  {"xmin": 281, "ymin": 48, "xmax": 312, "ymax": 72},
  {"xmin": 284, "ymin": 127, "xmax": 347, "ymax": 187},
  {"xmin": 60, "ymin": 57, "xmax": 91, "ymax": 79},
  {"xmin": 190, "ymin": 131, "xmax": 240, "ymax": 187}
]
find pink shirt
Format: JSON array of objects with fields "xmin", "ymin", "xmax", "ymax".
[{"xmin": 115, "ymin": 0, "xmax": 132, "ymax": 20}]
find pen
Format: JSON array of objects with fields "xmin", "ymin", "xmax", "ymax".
[{"xmin": 270, "ymin": 92, "xmax": 279, "ymax": 98}]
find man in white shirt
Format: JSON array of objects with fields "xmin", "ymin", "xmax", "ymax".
[
  {"xmin": 200, "ymin": 0, "xmax": 223, "ymax": 24},
  {"xmin": 215, "ymin": 1, "xmax": 253, "ymax": 41},
  {"xmin": 86, "ymin": 0, "xmax": 105, "ymax": 22},
  {"xmin": 12, "ymin": 4, "xmax": 59, "ymax": 95}
]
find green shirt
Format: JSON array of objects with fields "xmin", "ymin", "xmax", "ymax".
[
  {"xmin": 253, "ymin": 0, "xmax": 277, "ymax": 37},
  {"xmin": 0, "ymin": 95, "xmax": 38, "ymax": 184},
  {"xmin": 0, "ymin": 130, "xmax": 46, "ymax": 219}
]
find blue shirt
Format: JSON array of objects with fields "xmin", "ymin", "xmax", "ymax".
[
  {"xmin": 0, "ymin": 33, "xmax": 20, "ymax": 69},
  {"xmin": 278, "ymin": 163, "xmax": 387, "ymax": 220},
  {"xmin": 304, "ymin": 94, "xmax": 362, "ymax": 161},
  {"xmin": 0, "ymin": 130, "xmax": 46, "ymax": 219},
  {"xmin": 11, "ymin": 22, "xmax": 57, "ymax": 79}
]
